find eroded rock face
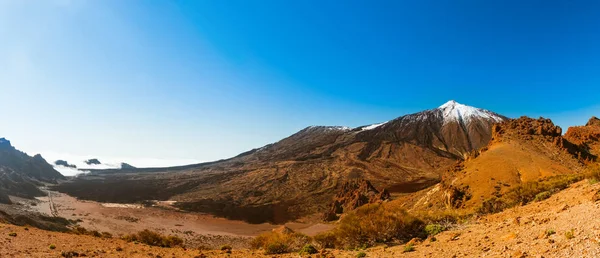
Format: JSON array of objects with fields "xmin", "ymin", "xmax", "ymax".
[
  {"xmin": 492, "ymin": 117, "xmax": 562, "ymax": 140},
  {"xmin": 491, "ymin": 117, "xmax": 596, "ymax": 162},
  {"xmin": 587, "ymin": 116, "xmax": 600, "ymax": 127},
  {"xmin": 323, "ymin": 179, "xmax": 390, "ymax": 221},
  {"xmin": 564, "ymin": 116, "xmax": 600, "ymax": 157}
]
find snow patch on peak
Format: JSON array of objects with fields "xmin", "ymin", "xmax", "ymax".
[
  {"xmin": 328, "ymin": 126, "xmax": 351, "ymax": 131},
  {"xmin": 437, "ymin": 100, "xmax": 504, "ymax": 125},
  {"xmin": 308, "ymin": 125, "xmax": 351, "ymax": 131},
  {"xmin": 361, "ymin": 121, "xmax": 388, "ymax": 131}
]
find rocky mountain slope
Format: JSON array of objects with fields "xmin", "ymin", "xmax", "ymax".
[
  {"xmin": 400, "ymin": 116, "xmax": 597, "ymax": 212},
  {"xmin": 55, "ymin": 101, "xmax": 507, "ymax": 223},
  {"xmin": 0, "ymin": 138, "xmax": 64, "ymax": 203}
]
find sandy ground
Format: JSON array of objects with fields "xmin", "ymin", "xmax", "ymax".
[
  {"xmin": 24, "ymin": 189, "xmax": 332, "ymax": 248},
  {"xmin": 3, "ymin": 181, "xmax": 600, "ymax": 257}
]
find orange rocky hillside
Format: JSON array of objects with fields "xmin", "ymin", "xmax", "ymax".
[
  {"xmin": 400, "ymin": 116, "xmax": 596, "ymax": 212},
  {"xmin": 565, "ymin": 116, "xmax": 600, "ymax": 157}
]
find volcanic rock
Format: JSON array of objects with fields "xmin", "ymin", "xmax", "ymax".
[
  {"xmin": 586, "ymin": 116, "xmax": 600, "ymax": 127},
  {"xmin": 323, "ymin": 179, "xmax": 390, "ymax": 221},
  {"xmin": 564, "ymin": 116, "xmax": 600, "ymax": 157}
]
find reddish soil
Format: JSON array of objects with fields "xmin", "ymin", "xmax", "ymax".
[{"xmin": 26, "ymin": 190, "xmax": 332, "ymax": 249}]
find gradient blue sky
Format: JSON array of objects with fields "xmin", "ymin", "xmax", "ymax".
[{"xmin": 1, "ymin": 0, "xmax": 599, "ymax": 169}]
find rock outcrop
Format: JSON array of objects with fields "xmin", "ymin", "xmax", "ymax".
[
  {"xmin": 323, "ymin": 179, "xmax": 390, "ymax": 221},
  {"xmin": 564, "ymin": 116, "xmax": 600, "ymax": 157}
]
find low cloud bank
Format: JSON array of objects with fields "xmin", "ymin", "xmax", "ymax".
[{"xmin": 37, "ymin": 151, "xmax": 203, "ymax": 176}]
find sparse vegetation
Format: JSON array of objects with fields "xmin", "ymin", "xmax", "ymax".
[
  {"xmin": 424, "ymin": 223, "xmax": 446, "ymax": 236},
  {"xmin": 250, "ymin": 230, "xmax": 310, "ymax": 254},
  {"xmin": 220, "ymin": 244, "xmax": 232, "ymax": 253},
  {"xmin": 356, "ymin": 251, "xmax": 367, "ymax": 257},
  {"xmin": 533, "ymin": 191, "xmax": 553, "ymax": 202},
  {"xmin": 565, "ymin": 229, "xmax": 574, "ymax": 239},
  {"xmin": 332, "ymin": 204, "xmax": 424, "ymax": 249},
  {"xmin": 585, "ymin": 165, "xmax": 600, "ymax": 184},
  {"xmin": 478, "ymin": 174, "xmax": 582, "ymax": 214},
  {"xmin": 115, "ymin": 216, "xmax": 140, "ymax": 223},
  {"xmin": 546, "ymin": 229, "xmax": 556, "ymax": 237},
  {"xmin": 49, "ymin": 244, "xmax": 56, "ymax": 250},
  {"xmin": 313, "ymin": 231, "xmax": 337, "ymax": 249},
  {"xmin": 298, "ymin": 244, "xmax": 318, "ymax": 255},
  {"xmin": 70, "ymin": 226, "xmax": 112, "ymax": 238},
  {"xmin": 8, "ymin": 232, "xmax": 16, "ymax": 237},
  {"xmin": 122, "ymin": 229, "xmax": 184, "ymax": 247},
  {"xmin": 403, "ymin": 243, "xmax": 415, "ymax": 253}
]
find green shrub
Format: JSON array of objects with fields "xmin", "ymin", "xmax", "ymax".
[
  {"xmin": 403, "ymin": 243, "xmax": 415, "ymax": 252},
  {"xmin": 546, "ymin": 229, "xmax": 556, "ymax": 237},
  {"xmin": 122, "ymin": 229, "xmax": 183, "ymax": 247},
  {"xmin": 533, "ymin": 191, "xmax": 553, "ymax": 202},
  {"xmin": 265, "ymin": 242, "xmax": 288, "ymax": 254},
  {"xmin": 298, "ymin": 244, "xmax": 318, "ymax": 255},
  {"xmin": 356, "ymin": 251, "xmax": 367, "ymax": 258},
  {"xmin": 424, "ymin": 224, "xmax": 445, "ymax": 236},
  {"xmin": 8, "ymin": 232, "xmax": 16, "ymax": 237},
  {"xmin": 565, "ymin": 229, "xmax": 574, "ymax": 239},
  {"xmin": 49, "ymin": 244, "xmax": 56, "ymax": 250}
]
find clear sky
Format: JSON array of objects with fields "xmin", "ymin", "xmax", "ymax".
[{"xmin": 1, "ymin": 0, "xmax": 599, "ymax": 172}]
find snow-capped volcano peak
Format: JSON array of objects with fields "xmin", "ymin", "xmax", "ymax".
[{"xmin": 437, "ymin": 100, "xmax": 504, "ymax": 125}]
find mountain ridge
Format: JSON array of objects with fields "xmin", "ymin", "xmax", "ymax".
[{"xmin": 55, "ymin": 101, "xmax": 508, "ymax": 223}]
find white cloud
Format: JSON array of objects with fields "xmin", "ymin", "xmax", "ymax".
[{"xmin": 36, "ymin": 151, "xmax": 203, "ymax": 176}]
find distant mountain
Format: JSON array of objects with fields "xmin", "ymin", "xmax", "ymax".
[
  {"xmin": 120, "ymin": 163, "xmax": 136, "ymax": 169},
  {"xmin": 84, "ymin": 159, "xmax": 101, "ymax": 165},
  {"xmin": 0, "ymin": 138, "xmax": 64, "ymax": 201},
  {"xmin": 56, "ymin": 101, "xmax": 508, "ymax": 223},
  {"xmin": 54, "ymin": 160, "xmax": 76, "ymax": 168}
]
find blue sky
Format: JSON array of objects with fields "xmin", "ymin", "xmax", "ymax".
[{"xmin": 1, "ymin": 0, "xmax": 599, "ymax": 171}]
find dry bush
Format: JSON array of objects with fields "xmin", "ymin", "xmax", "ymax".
[
  {"xmin": 250, "ymin": 231, "xmax": 310, "ymax": 254},
  {"xmin": 478, "ymin": 174, "xmax": 582, "ymax": 214},
  {"xmin": 122, "ymin": 229, "xmax": 183, "ymax": 247},
  {"xmin": 331, "ymin": 204, "xmax": 424, "ymax": 249},
  {"xmin": 585, "ymin": 164, "xmax": 600, "ymax": 183},
  {"xmin": 313, "ymin": 231, "xmax": 337, "ymax": 249}
]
